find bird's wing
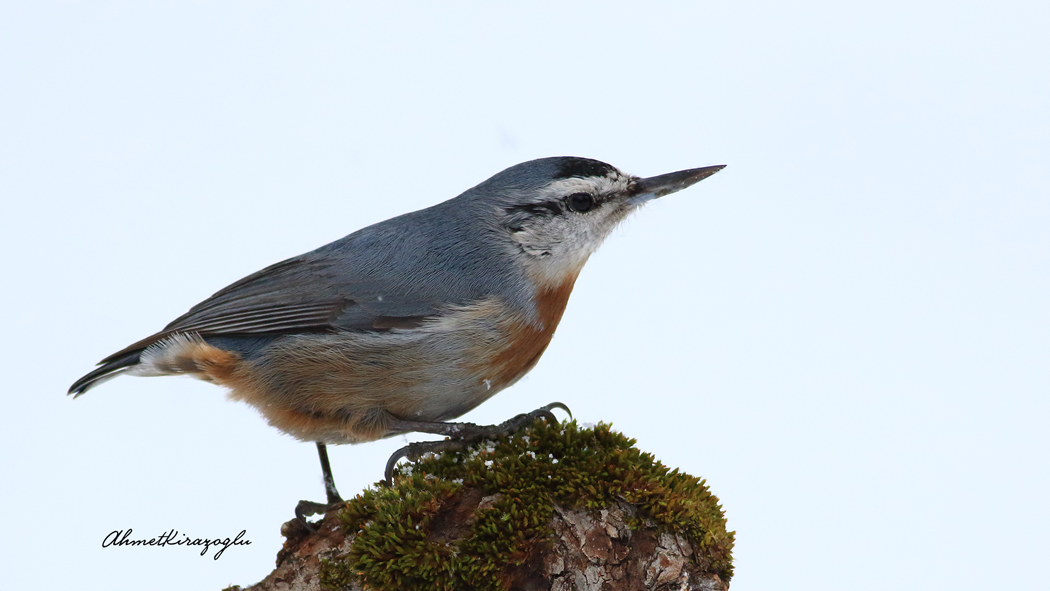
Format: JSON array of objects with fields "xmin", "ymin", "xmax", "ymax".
[{"xmin": 96, "ymin": 251, "xmax": 441, "ymax": 366}]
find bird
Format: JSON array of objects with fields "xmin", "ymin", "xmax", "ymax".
[{"xmin": 69, "ymin": 156, "xmax": 724, "ymax": 521}]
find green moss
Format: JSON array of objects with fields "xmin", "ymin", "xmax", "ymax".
[{"xmin": 320, "ymin": 420, "xmax": 734, "ymax": 591}]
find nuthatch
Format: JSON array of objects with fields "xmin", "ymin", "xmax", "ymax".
[{"xmin": 70, "ymin": 157, "xmax": 724, "ymax": 519}]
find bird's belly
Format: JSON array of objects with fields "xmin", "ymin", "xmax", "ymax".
[{"xmin": 216, "ymin": 295, "xmax": 566, "ymax": 443}]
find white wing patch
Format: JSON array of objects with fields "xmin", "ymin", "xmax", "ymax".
[{"xmin": 129, "ymin": 333, "xmax": 208, "ymax": 377}]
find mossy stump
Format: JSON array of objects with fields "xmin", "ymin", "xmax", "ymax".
[{"xmin": 234, "ymin": 421, "xmax": 734, "ymax": 591}]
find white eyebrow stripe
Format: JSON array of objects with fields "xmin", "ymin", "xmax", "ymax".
[{"xmin": 533, "ymin": 174, "xmax": 633, "ymax": 203}]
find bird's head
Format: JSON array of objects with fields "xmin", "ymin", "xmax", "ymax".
[{"xmin": 471, "ymin": 156, "xmax": 725, "ymax": 285}]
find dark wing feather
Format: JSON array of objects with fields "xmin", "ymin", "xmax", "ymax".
[
  {"xmin": 72, "ymin": 216, "xmax": 497, "ymax": 397},
  {"xmin": 96, "ymin": 252, "xmax": 439, "ymax": 366}
]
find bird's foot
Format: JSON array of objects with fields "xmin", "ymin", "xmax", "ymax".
[
  {"xmin": 294, "ymin": 496, "xmax": 345, "ymax": 533},
  {"xmin": 293, "ymin": 441, "xmax": 345, "ymax": 532},
  {"xmin": 384, "ymin": 401, "xmax": 571, "ymax": 484}
]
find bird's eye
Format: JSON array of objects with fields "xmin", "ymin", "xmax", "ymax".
[{"xmin": 567, "ymin": 193, "xmax": 595, "ymax": 213}]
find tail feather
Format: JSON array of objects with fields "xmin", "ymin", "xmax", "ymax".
[{"xmin": 68, "ymin": 351, "xmax": 143, "ymax": 397}]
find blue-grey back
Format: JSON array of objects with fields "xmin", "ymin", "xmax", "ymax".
[{"xmin": 90, "ymin": 157, "xmax": 594, "ymax": 367}]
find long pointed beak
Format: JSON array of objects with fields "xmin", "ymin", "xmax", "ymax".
[{"xmin": 629, "ymin": 164, "xmax": 726, "ymax": 203}]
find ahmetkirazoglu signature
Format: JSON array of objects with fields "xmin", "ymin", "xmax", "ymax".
[{"xmin": 102, "ymin": 528, "xmax": 251, "ymax": 560}]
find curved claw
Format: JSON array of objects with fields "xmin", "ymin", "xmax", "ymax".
[
  {"xmin": 385, "ymin": 439, "xmax": 474, "ymax": 484},
  {"xmin": 382, "ymin": 404, "xmax": 574, "ymax": 484},
  {"xmin": 541, "ymin": 401, "xmax": 572, "ymax": 420},
  {"xmin": 294, "ymin": 500, "xmax": 330, "ymax": 533},
  {"xmin": 384, "ymin": 443, "xmax": 415, "ymax": 485}
]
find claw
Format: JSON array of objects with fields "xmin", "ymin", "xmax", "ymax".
[
  {"xmin": 382, "ymin": 403, "xmax": 575, "ymax": 485},
  {"xmin": 384, "ymin": 443, "xmax": 414, "ymax": 485},
  {"xmin": 294, "ymin": 500, "xmax": 330, "ymax": 533},
  {"xmin": 541, "ymin": 401, "xmax": 572, "ymax": 420},
  {"xmin": 384, "ymin": 439, "xmax": 470, "ymax": 485}
]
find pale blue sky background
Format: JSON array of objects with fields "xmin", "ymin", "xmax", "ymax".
[{"xmin": 2, "ymin": 2, "xmax": 1048, "ymax": 590}]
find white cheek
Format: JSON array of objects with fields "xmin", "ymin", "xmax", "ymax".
[
  {"xmin": 515, "ymin": 228, "xmax": 597, "ymax": 284},
  {"xmin": 508, "ymin": 195, "xmax": 634, "ymax": 284}
]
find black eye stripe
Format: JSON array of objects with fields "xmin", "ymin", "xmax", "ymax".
[
  {"xmin": 505, "ymin": 201, "xmax": 563, "ymax": 217},
  {"xmin": 505, "ymin": 193, "xmax": 597, "ymax": 218}
]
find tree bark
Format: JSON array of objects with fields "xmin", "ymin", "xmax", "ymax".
[
  {"xmin": 223, "ymin": 422, "xmax": 734, "ymax": 591},
  {"xmin": 230, "ymin": 500, "xmax": 728, "ymax": 591}
]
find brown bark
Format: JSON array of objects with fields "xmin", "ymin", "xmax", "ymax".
[{"xmin": 227, "ymin": 499, "xmax": 728, "ymax": 591}]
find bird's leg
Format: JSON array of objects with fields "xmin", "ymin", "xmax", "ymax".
[
  {"xmin": 384, "ymin": 402, "xmax": 571, "ymax": 484},
  {"xmin": 317, "ymin": 442, "xmax": 343, "ymax": 505},
  {"xmin": 294, "ymin": 442, "xmax": 345, "ymax": 532}
]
